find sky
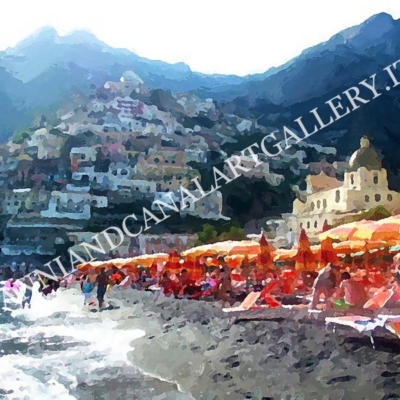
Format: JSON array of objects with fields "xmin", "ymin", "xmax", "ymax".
[{"xmin": 1, "ymin": 0, "xmax": 400, "ymax": 76}]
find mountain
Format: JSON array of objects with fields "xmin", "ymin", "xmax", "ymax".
[
  {"xmin": 1, "ymin": 12, "xmax": 400, "ymax": 150},
  {"xmin": 207, "ymin": 13, "xmax": 400, "ymax": 104}
]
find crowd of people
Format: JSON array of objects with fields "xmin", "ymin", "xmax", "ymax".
[
  {"xmin": 69, "ymin": 255, "xmax": 400, "ymax": 312},
  {"xmin": 2, "ymin": 256, "xmax": 400, "ymax": 312}
]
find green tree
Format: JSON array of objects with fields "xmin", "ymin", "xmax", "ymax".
[{"xmin": 196, "ymin": 223, "xmax": 218, "ymax": 245}]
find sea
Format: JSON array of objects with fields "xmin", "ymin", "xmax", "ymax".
[{"xmin": 0, "ymin": 285, "xmax": 193, "ymax": 400}]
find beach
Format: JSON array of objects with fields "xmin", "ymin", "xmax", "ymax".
[
  {"xmin": 1, "ymin": 286, "xmax": 400, "ymax": 399},
  {"xmin": 114, "ymin": 289, "xmax": 400, "ymax": 400}
]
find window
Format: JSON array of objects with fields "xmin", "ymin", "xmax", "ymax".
[
  {"xmin": 350, "ymin": 174, "xmax": 354, "ymax": 185},
  {"xmin": 365, "ymin": 195, "xmax": 370, "ymax": 202},
  {"xmin": 388, "ymin": 194, "xmax": 393, "ymax": 202},
  {"xmin": 323, "ymin": 199, "xmax": 327, "ymax": 208},
  {"xmin": 317, "ymin": 200, "xmax": 321, "ymax": 209},
  {"xmin": 172, "ymin": 160, "xmax": 176, "ymax": 164},
  {"xmin": 311, "ymin": 202, "xmax": 315, "ymax": 211},
  {"xmin": 314, "ymin": 221, "xmax": 318, "ymax": 229},
  {"xmin": 335, "ymin": 190, "xmax": 340, "ymax": 203},
  {"xmin": 154, "ymin": 158, "xmax": 160, "ymax": 163},
  {"xmin": 375, "ymin": 194, "xmax": 381, "ymax": 202},
  {"xmin": 307, "ymin": 221, "xmax": 310, "ymax": 229},
  {"xmin": 165, "ymin": 160, "xmax": 169, "ymax": 164},
  {"xmin": 373, "ymin": 174, "xmax": 378, "ymax": 184},
  {"xmin": 120, "ymin": 169, "xmax": 128, "ymax": 176}
]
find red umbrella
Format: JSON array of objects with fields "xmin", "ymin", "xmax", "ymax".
[
  {"xmin": 184, "ymin": 255, "xmax": 203, "ymax": 281},
  {"xmin": 148, "ymin": 261, "xmax": 158, "ymax": 278},
  {"xmin": 164, "ymin": 250, "xmax": 181, "ymax": 276},
  {"xmin": 295, "ymin": 229, "xmax": 317, "ymax": 272},
  {"xmin": 317, "ymin": 237, "xmax": 339, "ymax": 267},
  {"xmin": 257, "ymin": 234, "xmax": 275, "ymax": 272}
]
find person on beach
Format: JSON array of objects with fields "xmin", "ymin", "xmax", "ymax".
[
  {"xmin": 310, "ymin": 264, "xmax": 336, "ymax": 310},
  {"xmin": 13, "ymin": 265, "xmax": 23, "ymax": 280},
  {"xmin": 178, "ymin": 269, "xmax": 202, "ymax": 297},
  {"xmin": 334, "ymin": 272, "xmax": 368, "ymax": 308},
  {"xmin": 109, "ymin": 266, "xmax": 125, "ymax": 286},
  {"xmin": 3, "ymin": 266, "xmax": 13, "ymax": 281},
  {"xmin": 217, "ymin": 268, "xmax": 233, "ymax": 305},
  {"xmin": 22, "ymin": 276, "xmax": 35, "ymax": 309},
  {"xmin": 82, "ymin": 276, "xmax": 94, "ymax": 306},
  {"xmin": 160, "ymin": 271, "xmax": 174, "ymax": 296},
  {"xmin": 95, "ymin": 268, "xmax": 108, "ymax": 308}
]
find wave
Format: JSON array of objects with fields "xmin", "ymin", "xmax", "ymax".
[{"xmin": 0, "ymin": 286, "xmax": 189, "ymax": 399}]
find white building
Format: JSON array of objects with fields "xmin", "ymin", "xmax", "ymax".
[{"xmin": 285, "ymin": 136, "xmax": 400, "ymax": 239}]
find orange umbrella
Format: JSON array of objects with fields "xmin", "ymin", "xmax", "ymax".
[
  {"xmin": 333, "ymin": 240, "xmax": 389, "ymax": 255},
  {"xmin": 148, "ymin": 261, "xmax": 158, "ymax": 278},
  {"xmin": 319, "ymin": 220, "xmax": 373, "ymax": 241},
  {"xmin": 256, "ymin": 235, "xmax": 275, "ymax": 272},
  {"xmin": 164, "ymin": 250, "xmax": 181, "ymax": 275},
  {"xmin": 182, "ymin": 255, "xmax": 203, "ymax": 280},
  {"xmin": 350, "ymin": 221, "xmax": 400, "ymax": 242},
  {"xmin": 273, "ymin": 248, "xmax": 297, "ymax": 262},
  {"xmin": 317, "ymin": 237, "xmax": 339, "ymax": 266},
  {"xmin": 225, "ymin": 254, "xmax": 245, "ymax": 268},
  {"xmin": 229, "ymin": 240, "xmax": 260, "ymax": 255},
  {"xmin": 205, "ymin": 257, "xmax": 219, "ymax": 267},
  {"xmin": 295, "ymin": 229, "xmax": 317, "ymax": 272},
  {"xmin": 181, "ymin": 240, "xmax": 260, "ymax": 258}
]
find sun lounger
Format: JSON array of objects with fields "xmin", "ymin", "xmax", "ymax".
[
  {"xmin": 326, "ymin": 314, "xmax": 400, "ymax": 347},
  {"xmin": 222, "ymin": 291, "xmax": 261, "ymax": 313},
  {"xmin": 363, "ymin": 288, "xmax": 394, "ymax": 310}
]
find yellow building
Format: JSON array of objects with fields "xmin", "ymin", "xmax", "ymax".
[{"xmin": 285, "ymin": 136, "xmax": 400, "ymax": 238}]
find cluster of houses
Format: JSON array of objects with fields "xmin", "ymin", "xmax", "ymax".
[{"xmin": 0, "ymin": 69, "xmax": 397, "ymax": 261}]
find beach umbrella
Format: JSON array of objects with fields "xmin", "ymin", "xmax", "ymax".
[
  {"xmin": 319, "ymin": 220, "xmax": 373, "ymax": 242},
  {"xmin": 180, "ymin": 241, "xmax": 233, "ymax": 258},
  {"xmin": 273, "ymin": 248, "xmax": 297, "ymax": 262},
  {"xmin": 350, "ymin": 221, "xmax": 400, "ymax": 242},
  {"xmin": 317, "ymin": 220, "xmax": 339, "ymax": 267},
  {"xmin": 205, "ymin": 257, "xmax": 219, "ymax": 267},
  {"xmin": 182, "ymin": 255, "xmax": 203, "ymax": 280},
  {"xmin": 322, "ymin": 220, "xmax": 330, "ymax": 232},
  {"xmin": 295, "ymin": 229, "xmax": 317, "ymax": 272},
  {"xmin": 228, "ymin": 240, "xmax": 260, "ymax": 255},
  {"xmin": 224, "ymin": 254, "xmax": 244, "ymax": 268},
  {"xmin": 148, "ymin": 261, "xmax": 158, "ymax": 277},
  {"xmin": 333, "ymin": 240, "xmax": 388, "ymax": 255},
  {"xmin": 181, "ymin": 240, "xmax": 260, "ymax": 258},
  {"xmin": 164, "ymin": 250, "xmax": 181, "ymax": 275},
  {"xmin": 317, "ymin": 237, "xmax": 339, "ymax": 267},
  {"xmin": 129, "ymin": 253, "xmax": 169, "ymax": 268},
  {"xmin": 256, "ymin": 234, "xmax": 275, "ymax": 272}
]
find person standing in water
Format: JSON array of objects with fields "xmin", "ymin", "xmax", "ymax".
[
  {"xmin": 95, "ymin": 268, "xmax": 108, "ymax": 309},
  {"xmin": 82, "ymin": 276, "xmax": 94, "ymax": 306}
]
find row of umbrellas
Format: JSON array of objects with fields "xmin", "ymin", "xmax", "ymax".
[{"xmin": 76, "ymin": 214, "xmax": 400, "ymax": 276}]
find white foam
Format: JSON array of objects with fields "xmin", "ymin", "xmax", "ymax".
[{"xmin": 0, "ymin": 286, "xmax": 146, "ymax": 399}]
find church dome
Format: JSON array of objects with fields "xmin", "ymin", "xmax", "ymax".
[{"xmin": 348, "ymin": 136, "xmax": 382, "ymax": 172}]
